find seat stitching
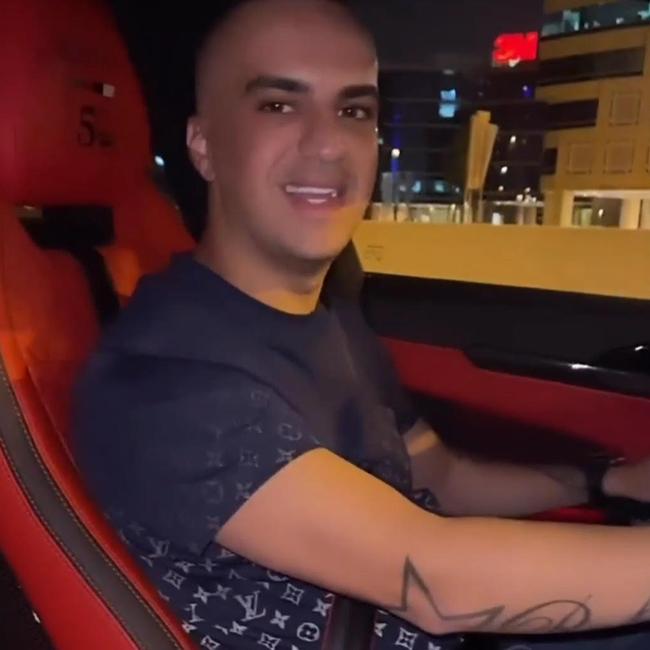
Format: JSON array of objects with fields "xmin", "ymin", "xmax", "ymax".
[{"xmin": 0, "ymin": 363, "xmax": 185, "ymax": 649}]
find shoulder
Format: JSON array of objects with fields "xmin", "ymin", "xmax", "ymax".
[
  {"xmin": 98, "ymin": 258, "xmax": 218, "ymax": 358},
  {"xmin": 72, "ymin": 349, "xmax": 312, "ymax": 481},
  {"xmin": 73, "ymin": 345, "xmax": 315, "ymax": 464},
  {"xmin": 75, "ymin": 349, "xmax": 286, "ymax": 422}
]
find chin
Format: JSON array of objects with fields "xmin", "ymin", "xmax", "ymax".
[
  {"xmin": 283, "ymin": 243, "xmax": 349, "ymax": 275},
  {"xmin": 299, "ymin": 238, "xmax": 352, "ymax": 263}
]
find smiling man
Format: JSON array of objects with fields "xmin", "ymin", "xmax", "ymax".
[
  {"xmin": 74, "ymin": 1, "xmax": 650, "ymax": 649},
  {"xmin": 188, "ymin": 0, "xmax": 379, "ymax": 310}
]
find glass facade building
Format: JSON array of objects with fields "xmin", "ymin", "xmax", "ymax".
[{"xmin": 377, "ymin": 65, "xmax": 545, "ymax": 218}]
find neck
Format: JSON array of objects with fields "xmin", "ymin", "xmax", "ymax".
[{"xmin": 195, "ymin": 220, "xmax": 328, "ymax": 316}]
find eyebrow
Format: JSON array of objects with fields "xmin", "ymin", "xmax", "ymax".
[
  {"xmin": 244, "ymin": 75, "xmax": 379, "ymax": 101},
  {"xmin": 245, "ymin": 76, "xmax": 310, "ymax": 94},
  {"xmin": 340, "ymin": 85, "xmax": 379, "ymax": 101}
]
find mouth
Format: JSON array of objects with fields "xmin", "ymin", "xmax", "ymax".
[{"xmin": 283, "ymin": 183, "xmax": 346, "ymax": 209}]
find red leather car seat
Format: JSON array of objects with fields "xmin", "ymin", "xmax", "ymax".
[{"xmin": 0, "ymin": 0, "xmax": 194, "ymax": 647}]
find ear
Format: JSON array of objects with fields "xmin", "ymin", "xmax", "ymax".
[{"xmin": 187, "ymin": 116, "xmax": 216, "ymax": 182}]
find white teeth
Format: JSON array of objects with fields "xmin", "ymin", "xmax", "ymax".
[{"xmin": 285, "ymin": 184, "xmax": 339, "ymax": 198}]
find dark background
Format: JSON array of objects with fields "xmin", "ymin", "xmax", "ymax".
[
  {"xmin": 109, "ymin": 1, "xmax": 544, "ymax": 72},
  {"xmin": 352, "ymin": 0, "xmax": 543, "ymax": 66}
]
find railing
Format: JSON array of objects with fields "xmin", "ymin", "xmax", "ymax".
[{"xmin": 367, "ymin": 199, "xmax": 650, "ymax": 230}]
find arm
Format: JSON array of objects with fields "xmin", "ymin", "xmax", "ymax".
[
  {"xmin": 404, "ymin": 419, "xmax": 592, "ymax": 518},
  {"xmin": 219, "ymin": 447, "xmax": 650, "ymax": 637}
]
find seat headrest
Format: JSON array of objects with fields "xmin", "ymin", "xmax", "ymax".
[{"xmin": 0, "ymin": 0, "xmax": 151, "ymax": 206}]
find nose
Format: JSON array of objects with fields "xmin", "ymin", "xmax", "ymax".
[{"xmin": 298, "ymin": 110, "xmax": 346, "ymax": 163}]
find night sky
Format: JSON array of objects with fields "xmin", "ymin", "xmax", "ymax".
[
  {"xmin": 111, "ymin": 1, "xmax": 544, "ymax": 73},
  {"xmin": 110, "ymin": 0, "xmax": 545, "ymax": 123},
  {"xmin": 354, "ymin": 0, "xmax": 544, "ymax": 67}
]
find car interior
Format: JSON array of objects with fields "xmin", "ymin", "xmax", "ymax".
[{"xmin": 1, "ymin": 0, "xmax": 649, "ymax": 648}]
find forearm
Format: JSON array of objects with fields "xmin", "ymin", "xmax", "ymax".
[
  {"xmin": 434, "ymin": 453, "xmax": 588, "ymax": 518},
  {"xmin": 401, "ymin": 516, "xmax": 650, "ymax": 636},
  {"xmin": 405, "ymin": 422, "xmax": 589, "ymax": 518}
]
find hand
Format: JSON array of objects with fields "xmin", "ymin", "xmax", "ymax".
[{"xmin": 603, "ymin": 457, "xmax": 650, "ymax": 503}]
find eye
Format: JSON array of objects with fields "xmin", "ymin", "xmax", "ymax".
[
  {"xmin": 259, "ymin": 102, "xmax": 295, "ymax": 114},
  {"xmin": 339, "ymin": 105, "xmax": 375, "ymax": 121}
]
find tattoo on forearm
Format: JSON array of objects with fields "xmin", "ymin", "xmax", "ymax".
[
  {"xmin": 382, "ymin": 557, "xmax": 505, "ymax": 630},
  {"xmin": 627, "ymin": 597, "xmax": 650, "ymax": 626},
  {"xmin": 384, "ymin": 557, "xmax": 505, "ymax": 631},
  {"xmin": 383, "ymin": 557, "xmax": 595, "ymax": 633},
  {"xmin": 500, "ymin": 599, "xmax": 592, "ymax": 632}
]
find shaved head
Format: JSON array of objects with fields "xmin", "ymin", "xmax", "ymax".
[
  {"xmin": 195, "ymin": 0, "xmax": 375, "ymax": 113},
  {"xmin": 187, "ymin": 0, "xmax": 379, "ymax": 304}
]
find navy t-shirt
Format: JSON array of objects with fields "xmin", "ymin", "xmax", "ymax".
[{"xmin": 73, "ymin": 255, "xmax": 464, "ymax": 650}]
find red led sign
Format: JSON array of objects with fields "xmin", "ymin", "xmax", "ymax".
[{"xmin": 493, "ymin": 32, "xmax": 539, "ymax": 67}]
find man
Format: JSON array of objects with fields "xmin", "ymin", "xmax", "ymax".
[{"xmin": 73, "ymin": 1, "xmax": 650, "ymax": 649}]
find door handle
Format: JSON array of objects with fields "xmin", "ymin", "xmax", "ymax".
[
  {"xmin": 467, "ymin": 346, "xmax": 650, "ymax": 399},
  {"xmin": 595, "ymin": 344, "xmax": 650, "ymax": 376}
]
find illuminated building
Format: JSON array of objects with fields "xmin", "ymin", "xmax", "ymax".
[
  {"xmin": 538, "ymin": 0, "xmax": 650, "ymax": 228},
  {"xmin": 493, "ymin": 32, "xmax": 540, "ymax": 68},
  {"xmin": 378, "ymin": 62, "xmax": 544, "ymax": 219}
]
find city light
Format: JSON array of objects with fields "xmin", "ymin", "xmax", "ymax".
[
  {"xmin": 391, "ymin": 148, "xmax": 401, "ymax": 159},
  {"xmin": 509, "ymin": 135, "xmax": 517, "ymax": 145},
  {"xmin": 439, "ymin": 88, "xmax": 459, "ymax": 119},
  {"xmin": 154, "ymin": 155, "xmax": 165, "ymax": 167},
  {"xmin": 500, "ymin": 166, "xmax": 509, "ymax": 175},
  {"xmin": 492, "ymin": 32, "xmax": 539, "ymax": 68},
  {"xmin": 498, "ymin": 185, "xmax": 505, "ymax": 192}
]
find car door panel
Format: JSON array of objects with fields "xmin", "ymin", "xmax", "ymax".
[{"xmin": 363, "ymin": 274, "xmax": 650, "ymax": 465}]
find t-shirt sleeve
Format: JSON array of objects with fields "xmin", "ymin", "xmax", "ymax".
[{"xmin": 85, "ymin": 367, "xmax": 323, "ymax": 555}]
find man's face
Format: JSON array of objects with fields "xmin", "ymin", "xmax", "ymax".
[{"xmin": 189, "ymin": 1, "xmax": 379, "ymax": 269}]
